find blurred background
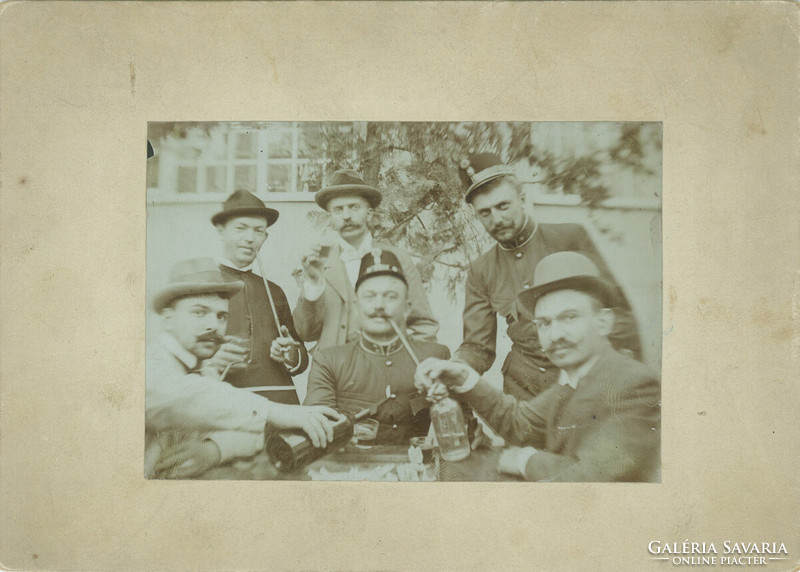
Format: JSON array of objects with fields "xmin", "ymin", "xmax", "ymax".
[{"xmin": 146, "ymin": 121, "xmax": 662, "ymax": 399}]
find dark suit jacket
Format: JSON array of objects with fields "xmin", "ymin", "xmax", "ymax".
[
  {"xmin": 293, "ymin": 240, "xmax": 439, "ymax": 352},
  {"xmin": 465, "ymin": 346, "xmax": 660, "ymax": 482}
]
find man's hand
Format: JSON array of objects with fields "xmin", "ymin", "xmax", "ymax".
[
  {"xmin": 300, "ymin": 245, "xmax": 328, "ymax": 285},
  {"xmin": 267, "ymin": 403, "xmax": 345, "ymax": 448},
  {"xmin": 498, "ymin": 446, "xmax": 538, "ymax": 478},
  {"xmin": 155, "ymin": 439, "xmax": 222, "ymax": 479},
  {"xmin": 200, "ymin": 336, "xmax": 249, "ymax": 379},
  {"xmin": 414, "ymin": 358, "xmax": 473, "ymax": 393},
  {"xmin": 269, "ymin": 326, "xmax": 301, "ymax": 365}
]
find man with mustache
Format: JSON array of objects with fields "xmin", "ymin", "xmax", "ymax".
[
  {"xmin": 303, "ymin": 249, "xmax": 450, "ymax": 445},
  {"xmin": 415, "ymin": 252, "xmax": 660, "ymax": 482},
  {"xmin": 146, "ymin": 258, "xmax": 343, "ymax": 478},
  {"xmin": 454, "ymin": 153, "xmax": 641, "ymax": 400},
  {"xmin": 293, "ymin": 169, "xmax": 438, "ymax": 352},
  {"xmin": 212, "ymin": 190, "xmax": 309, "ymax": 404}
]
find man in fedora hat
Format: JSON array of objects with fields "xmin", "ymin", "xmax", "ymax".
[
  {"xmin": 146, "ymin": 258, "xmax": 344, "ymax": 479},
  {"xmin": 454, "ymin": 153, "xmax": 641, "ymax": 400},
  {"xmin": 415, "ymin": 252, "xmax": 660, "ymax": 482},
  {"xmin": 304, "ymin": 249, "xmax": 451, "ymax": 445},
  {"xmin": 293, "ymin": 169, "xmax": 438, "ymax": 352},
  {"xmin": 211, "ymin": 190, "xmax": 309, "ymax": 405}
]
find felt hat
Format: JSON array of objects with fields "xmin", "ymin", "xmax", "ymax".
[
  {"xmin": 211, "ymin": 190, "xmax": 280, "ymax": 227},
  {"xmin": 152, "ymin": 257, "xmax": 243, "ymax": 313},
  {"xmin": 355, "ymin": 248, "xmax": 406, "ymax": 291},
  {"xmin": 460, "ymin": 152, "xmax": 516, "ymax": 203},
  {"xmin": 518, "ymin": 251, "xmax": 617, "ymax": 312},
  {"xmin": 314, "ymin": 169, "xmax": 382, "ymax": 210}
]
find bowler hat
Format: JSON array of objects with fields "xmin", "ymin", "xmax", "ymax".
[
  {"xmin": 517, "ymin": 251, "xmax": 617, "ymax": 312},
  {"xmin": 460, "ymin": 153, "xmax": 516, "ymax": 203},
  {"xmin": 152, "ymin": 257, "xmax": 243, "ymax": 313},
  {"xmin": 355, "ymin": 248, "xmax": 407, "ymax": 291},
  {"xmin": 314, "ymin": 169, "xmax": 382, "ymax": 210},
  {"xmin": 211, "ymin": 190, "xmax": 280, "ymax": 227}
]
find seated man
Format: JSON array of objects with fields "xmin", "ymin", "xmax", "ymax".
[
  {"xmin": 415, "ymin": 252, "xmax": 660, "ymax": 482},
  {"xmin": 304, "ymin": 249, "xmax": 449, "ymax": 445},
  {"xmin": 146, "ymin": 258, "xmax": 342, "ymax": 479}
]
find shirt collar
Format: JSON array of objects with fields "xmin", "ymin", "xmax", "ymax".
[
  {"xmin": 218, "ymin": 257, "xmax": 259, "ymax": 275},
  {"xmin": 157, "ymin": 332, "xmax": 199, "ymax": 371},
  {"xmin": 557, "ymin": 354, "xmax": 601, "ymax": 390},
  {"xmin": 498, "ymin": 216, "xmax": 538, "ymax": 251},
  {"xmin": 338, "ymin": 232, "xmax": 373, "ymax": 262},
  {"xmin": 358, "ymin": 332, "xmax": 403, "ymax": 356}
]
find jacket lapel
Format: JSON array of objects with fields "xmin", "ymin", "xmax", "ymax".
[{"xmin": 325, "ymin": 245, "xmax": 353, "ymax": 302}]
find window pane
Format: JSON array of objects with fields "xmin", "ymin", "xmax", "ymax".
[
  {"xmin": 297, "ymin": 126, "xmax": 323, "ymax": 159},
  {"xmin": 235, "ymin": 132, "xmax": 257, "ymax": 159},
  {"xmin": 177, "ymin": 165, "xmax": 197, "ymax": 193},
  {"xmin": 235, "ymin": 164, "xmax": 257, "ymax": 192},
  {"xmin": 206, "ymin": 166, "xmax": 228, "ymax": 194},
  {"xmin": 266, "ymin": 129, "xmax": 293, "ymax": 158},
  {"xmin": 267, "ymin": 164, "xmax": 290, "ymax": 192}
]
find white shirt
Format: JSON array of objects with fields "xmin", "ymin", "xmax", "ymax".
[{"xmin": 338, "ymin": 232, "xmax": 373, "ymax": 287}]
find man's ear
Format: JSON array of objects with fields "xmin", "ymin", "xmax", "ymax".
[
  {"xmin": 596, "ymin": 307, "xmax": 616, "ymax": 337},
  {"xmin": 403, "ymin": 298, "xmax": 413, "ymax": 320}
]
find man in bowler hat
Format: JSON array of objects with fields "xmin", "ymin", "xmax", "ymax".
[
  {"xmin": 416, "ymin": 252, "xmax": 660, "ymax": 482},
  {"xmin": 146, "ymin": 258, "xmax": 343, "ymax": 478},
  {"xmin": 454, "ymin": 153, "xmax": 641, "ymax": 400},
  {"xmin": 293, "ymin": 169, "xmax": 438, "ymax": 352},
  {"xmin": 211, "ymin": 190, "xmax": 309, "ymax": 405},
  {"xmin": 304, "ymin": 249, "xmax": 450, "ymax": 445}
]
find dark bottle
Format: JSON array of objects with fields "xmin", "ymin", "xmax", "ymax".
[{"xmin": 266, "ymin": 413, "xmax": 356, "ymax": 472}]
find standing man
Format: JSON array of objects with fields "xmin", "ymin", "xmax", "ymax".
[
  {"xmin": 293, "ymin": 169, "xmax": 438, "ymax": 351},
  {"xmin": 455, "ymin": 153, "xmax": 641, "ymax": 400},
  {"xmin": 416, "ymin": 252, "xmax": 660, "ymax": 482},
  {"xmin": 212, "ymin": 190, "xmax": 308, "ymax": 405},
  {"xmin": 304, "ymin": 249, "xmax": 451, "ymax": 445},
  {"xmin": 146, "ymin": 257, "xmax": 343, "ymax": 478}
]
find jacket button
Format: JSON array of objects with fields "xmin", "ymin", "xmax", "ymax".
[
  {"xmin": 340, "ymin": 325, "xmax": 346, "ymax": 329},
  {"xmin": 515, "ymin": 252, "xmax": 522, "ymax": 259},
  {"xmin": 392, "ymin": 424, "xmax": 398, "ymax": 430},
  {"xmin": 385, "ymin": 360, "xmax": 392, "ymax": 366}
]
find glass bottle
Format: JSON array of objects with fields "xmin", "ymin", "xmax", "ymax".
[{"xmin": 430, "ymin": 395, "xmax": 471, "ymax": 462}]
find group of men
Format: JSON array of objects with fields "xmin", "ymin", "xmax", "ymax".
[{"xmin": 146, "ymin": 153, "xmax": 660, "ymax": 482}]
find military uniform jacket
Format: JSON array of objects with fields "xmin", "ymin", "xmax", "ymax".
[
  {"xmin": 304, "ymin": 337, "xmax": 450, "ymax": 444},
  {"xmin": 465, "ymin": 346, "xmax": 661, "ymax": 482},
  {"xmin": 293, "ymin": 240, "xmax": 439, "ymax": 352},
  {"xmin": 454, "ymin": 220, "xmax": 641, "ymax": 396}
]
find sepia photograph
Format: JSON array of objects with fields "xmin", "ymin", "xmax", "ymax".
[{"xmin": 145, "ymin": 121, "xmax": 662, "ymax": 482}]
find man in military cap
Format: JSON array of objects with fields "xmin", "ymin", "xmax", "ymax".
[
  {"xmin": 211, "ymin": 190, "xmax": 309, "ymax": 405},
  {"xmin": 293, "ymin": 169, "xmax": 438, "ymax": 352},
  {"xmin": 454, "ymin": 153, "xmax": 641, "ymax": 400},
  {"xmin": 303, "ymin": 249, "xmax": 450, "ymax": 445},
  {"xmin": 416, "ymin": 252, "xmax": 660, "ymax": 482},
  {"xmin": 146, "ymin": 258, "xmax": 343, "ymax": 478}
]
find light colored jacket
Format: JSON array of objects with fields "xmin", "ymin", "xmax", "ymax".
[
  {"xmin": 145, "ymin": 334, "xmax": 270, "ymax": 473},
  {"xmin": 293, "ymin": 240, "xmax": 439, "ymax": 351}
]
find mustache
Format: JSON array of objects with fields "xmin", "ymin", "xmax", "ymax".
[
  {"xmin": 491, "ymin": 224, "xmax": 515, "ymax": 233},
  {"xmin": 545, "ymin": 341, "xmax": 574, "ymax": 352},
  {"xmin": 196, "ymin": 332, "xmax": 225, "ymax": 344}
]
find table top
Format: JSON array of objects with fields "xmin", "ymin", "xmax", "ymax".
[{"xmin": 199, "ymin": 443, "xmax": 522, "ymax": 482}]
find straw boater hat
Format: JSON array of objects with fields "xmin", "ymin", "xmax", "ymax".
[
  {"xmin": 355, "ymin": 249, "xmax": 406, "ymax": 291},
  {"xmin": 517, "ymin": 251, "xmax": 617, "ymax": 312},
  {"xmin": 314, "ymin": 169, "xmax": 382, "ymax": 211},
  {"xmin": 459, "ymin": 152, "xmax": 516, "ymax": 204},
  {"xmin": 211, "ymin": 190, "xmax": 280, "ymax": 227},
  {"xmin": 152, "ymin": 258, "xmax": 243, "ymax": 313}
]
